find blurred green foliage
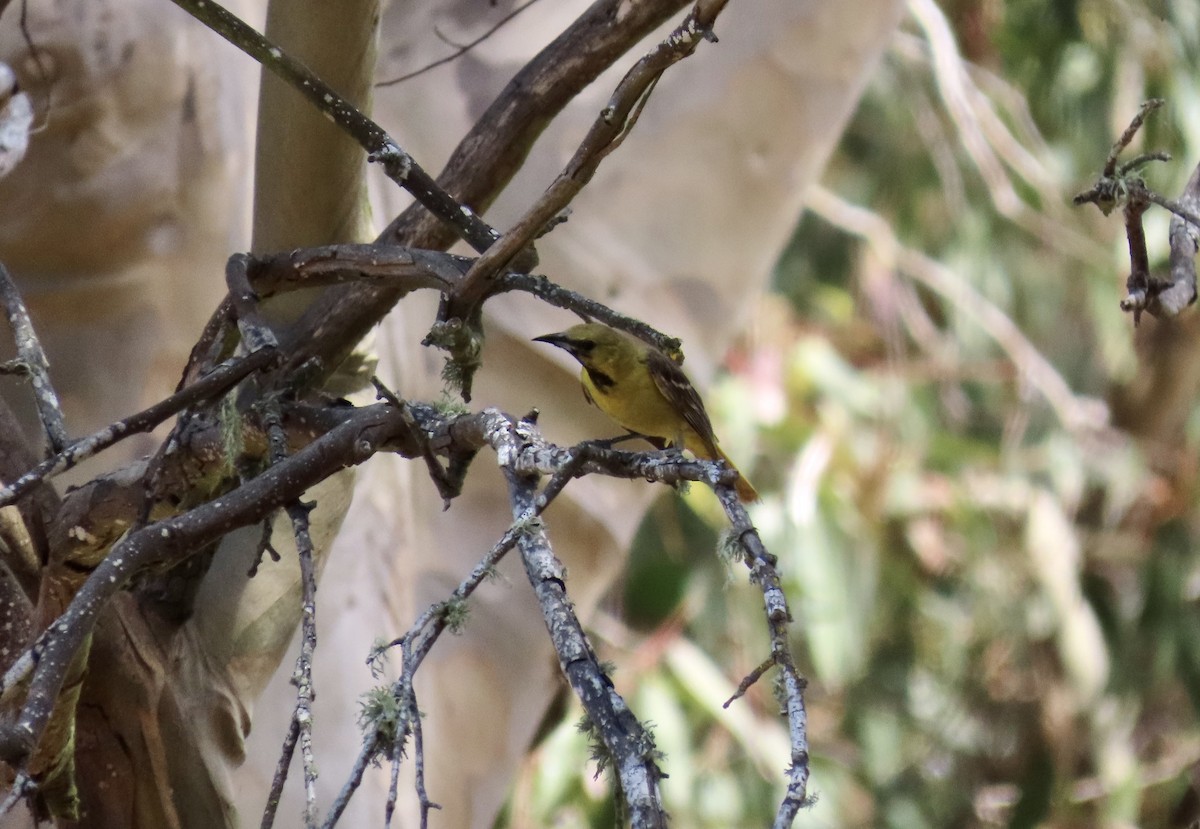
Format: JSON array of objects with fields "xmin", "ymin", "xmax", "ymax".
[{"xmin": 497, "ymin": 1, "xmax": 1200, "ymax": 826}]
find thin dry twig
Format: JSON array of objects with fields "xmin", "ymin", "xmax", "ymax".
[
  {"xmin": 287, "ymin": 500, "xmax": 320, "ymax": 829},
  {"xmin": 1104, "ymin": 99, "xmax": 1164, "ymax": 178},
  {"xmin": 0, "ymin": 770, "xmax": 31, "ymax": 820},
  {"xmin": 724, "ymin": 655, "xmax": 775, "ymax": 708},
  {"xmin": 497, "ymin": 272, "xmax": 682, "ymax": 357},
  {"xmin": 376, "ymin": 0, "xmax": 546, "ymax": 87},
  {"xmin": 383, "ymin": 741, "xmax": 402, "ymax": 829},
  {"xmin": 410, "ymin": 697, "xmax": 439, "ymax": 829},
  {"xmin": 371, "ymin": 377, "xmax": 463, "ymax": 504},
  {"xmin": 0, "ymin": 263, "xmax": 67, "ymax": 453},
  {"xmin": 322, "ymin": 518, "xmax": 525, "ymax": 827},
  {"xmin": 712, "ymin": 487, "xmax": 810, "ymax": 827},
  {"xmin": 1072, "ymin": 99, "xmax": 1167, "ymax": 217},
  {"xmin": 505, "ymin": 469, "xmax": 668, "ymax": 827},
  {"xmin": 260, "ymin": 718, "xmax": 300, "ymax": 829}
]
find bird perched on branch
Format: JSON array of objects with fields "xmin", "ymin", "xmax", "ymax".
[{"xmin": 534, "ymin": 322, "xmax": 758, "ymax": 502}]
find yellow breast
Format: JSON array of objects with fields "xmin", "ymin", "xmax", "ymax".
[{"xmin": 581, "ymin": 362, "xmax": 682, "ymax": 445}]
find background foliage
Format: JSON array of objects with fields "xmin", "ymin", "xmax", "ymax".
[{"xmin": 497, "ymin": 1, "xmax": 1200, "ymax": 826}]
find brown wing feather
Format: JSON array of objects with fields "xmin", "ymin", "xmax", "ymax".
[{"xmin": 645, "ymin": 347, "xmax": 720, "ymax": 456}]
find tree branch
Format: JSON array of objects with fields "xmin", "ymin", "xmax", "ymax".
[
  {"xmin": 505, "ymin": 470, "xmax": 667, "ymax": 827},
  {"xmin": 712, "ymin": 487, "xmax": 811, "ymax": 826},
  {"xmin": 375, "ymin": 0, "xmax": 547, "ymax": 88},
  {"xmin": 4, "ymin": 393, "xmax": 802, "ymax": 825},
  {"xmin": 0, "ymin": 264, "xmax": 67, "ymax": 454}
]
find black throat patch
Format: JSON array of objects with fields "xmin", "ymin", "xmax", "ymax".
[{"xmin": 585, "ymin": 367, "xmax": 615, "ymax": 392}]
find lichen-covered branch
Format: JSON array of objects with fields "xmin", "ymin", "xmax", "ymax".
[{"xmin": 505, "ymin": 470, "xmax": 667, "ymax": 827}]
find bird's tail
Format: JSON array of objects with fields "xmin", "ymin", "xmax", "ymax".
[
  {"xmin": 681, "ymin": 432, "xmax": 759, "ymax": 503},
  {"xmin": 713, "ymin": 444, "xmax": 759, "ymax": 503}
]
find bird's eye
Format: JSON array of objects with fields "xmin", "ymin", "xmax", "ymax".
[{"xmin": 577, "ymin": 339, "xmax": 595, "ymax": 352}]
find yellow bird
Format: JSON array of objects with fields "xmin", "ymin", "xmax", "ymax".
[{"xmin": 534, "ymin": 322, "xmax": 758, "ymax": 502}]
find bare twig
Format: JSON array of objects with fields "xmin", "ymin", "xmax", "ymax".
[
  {"xmin": 371, "ymin": 377, "xmax": 461, "ymax": 504},
  {"xmin": 0, "ymin": 264, "xmax": 67, "ymax": 453},
  {"xmin": 1104, "ymin": 98, "xmax": 1164, "ymax": 177},
  {"xmin": 712, "ymin": 487, "xmax": 810, "ymax": 827},
  {"xmin": 383, "ymin": 741, "xmax": 401, "ymax": 829},
  {"xmin": 287, "ymin": 500, "xmax": 320, "ymax": 829},
  {"xmin": 227, "ymin": 254, "xmax": 281, "ymax": 355},
  {"xmin": 1121, "ymin": 191, "xmax": 1153, "ymax": 325},
  {"xmin": 322, "ymin": 519, "xmax": 526, "ymax": 828},
  {"xmin": 1118, "ymin": 150, "xmax": 1172, "ymax": 176},
  {"xmin": 1074, "ymin": 112, "xmax": 1160, "ymax": 212},
  {"xmin": 1141, "ymin": 185, "xmax": 1200, "ymax": 231},
  {"xmin": 260, "ymin": 718, "xmax": 300, "ymax": 829},
  {"xmin": 1073, "ymin": 100, "xmax": 1167, "ymax": 216},
  {"xmin": 0, "ymin": 770, "xmax": 31, "ymax": 819},
  {"xmin": 249, "ymin": 347, "xmax": 323, "ymax": 829},
  {"xmin": 410, "ymin": 695, "xmax": 439, "ymax": 829},
  {"xmin": 723, "ymin": 655, "xmax": 775, "ymax": 708},
  {"xmin": 376, "ymin": 0, "xmax": 546, "ymax": 87},
  {"xmin": 495, "ymin": 272, "xmax": 681, "ymax": 357},
  {"xmin": 248, "ymin": 514, "xmax": 283, "ymax": 578},
  {"xmin": 320, "ymin": 738, "xmax": 374, "ymax": 829}
]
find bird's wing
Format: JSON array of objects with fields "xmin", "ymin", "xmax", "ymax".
[{"xmin": 645, "ymin": 348, "xmax": 720, "ymax": 456}]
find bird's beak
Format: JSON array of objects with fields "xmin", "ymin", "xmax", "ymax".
[{"xmin": 533, "ymin": 331, "xmax": 572, "ymax": 352}]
